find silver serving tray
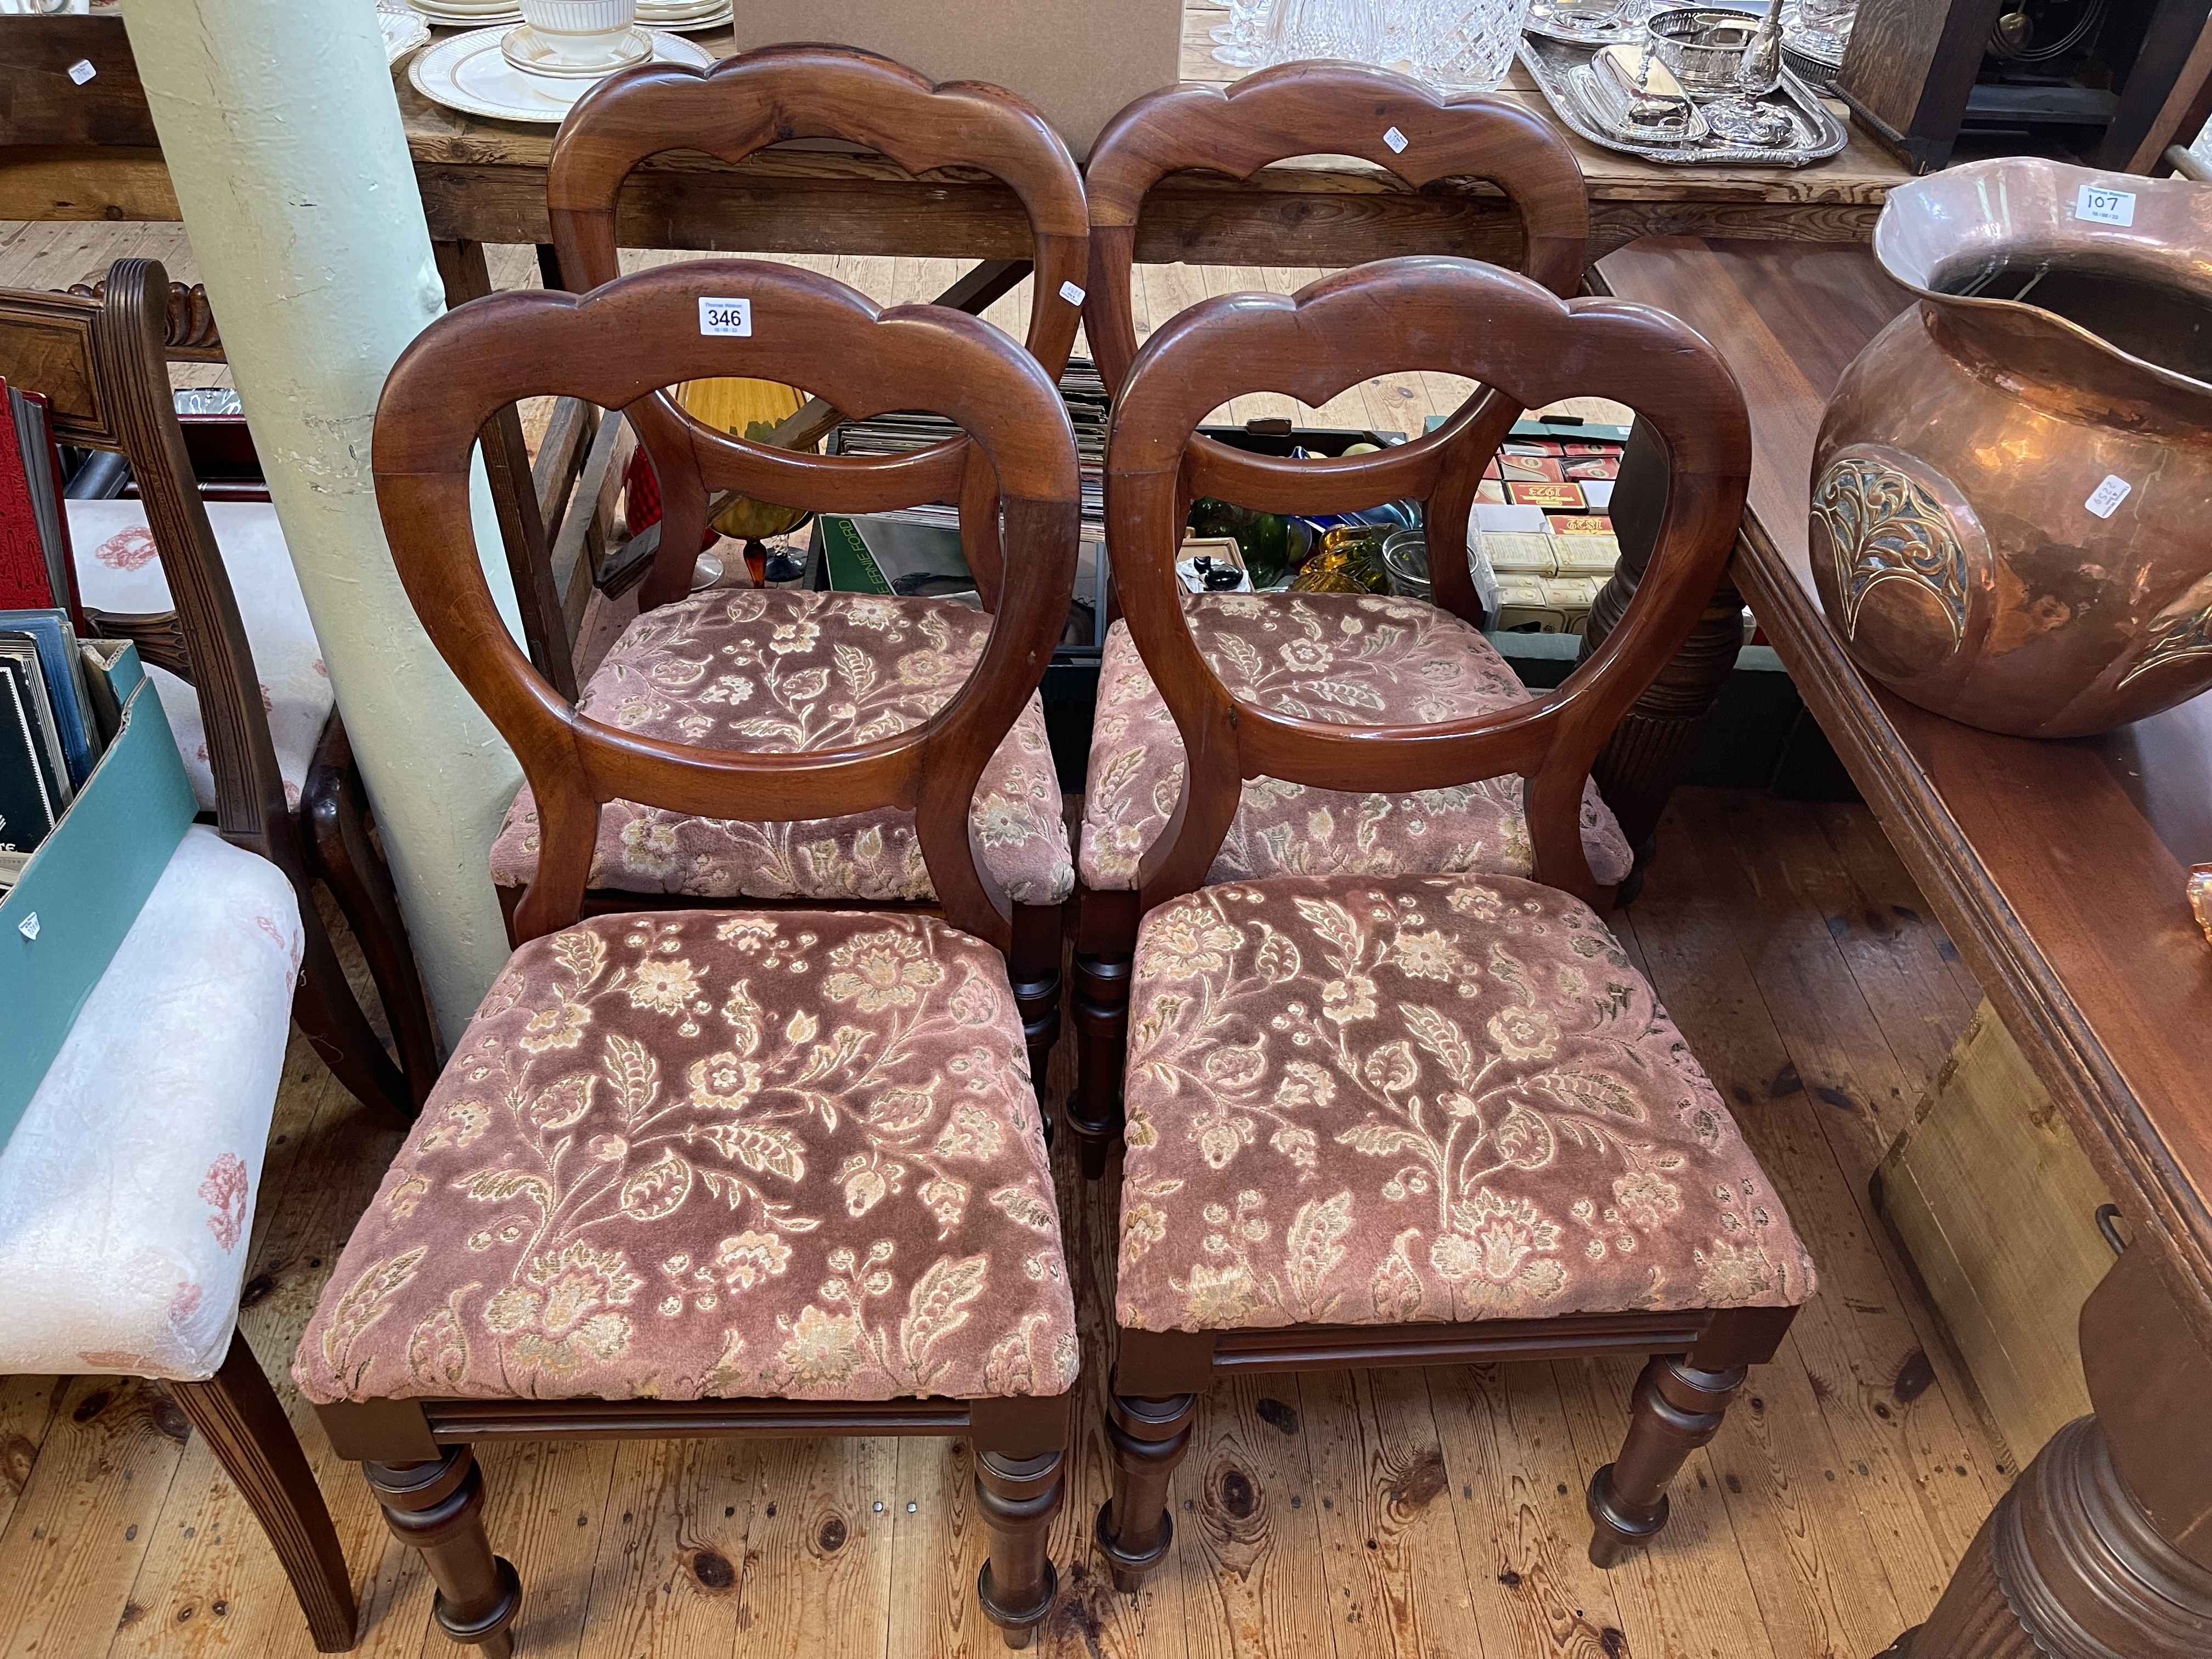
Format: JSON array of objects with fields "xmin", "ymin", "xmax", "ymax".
[{"xmin": 1519, "ymin": 33, "xmax": 1848, "ymax": 166}]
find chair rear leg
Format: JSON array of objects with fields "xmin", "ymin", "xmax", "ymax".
[
  {"xmin": 292, "ymin": 897, "xmax": 414, "ymax": 1119},
  {"xmin": 1009, "ymin": 900, "xmax": 1063, "ymax": 1114},
  {"xmin": 1069, "ymin": 950, "xmax": 1130, "ymax": 1179},
  {"xmin": 303, "ymin": 726, "xmax": 439, "ymax": 1108},
  {"xmin": 1587, "ymin": 1352, "xmax": 1746, "ymax": 1567},
  {"xmin": 364, "ymin": 1446, "xmax": 522, "ymax": 1656},
  {"xmin": 168, "ymin": 1329, "xmax": 357, "ymax": 1652}
]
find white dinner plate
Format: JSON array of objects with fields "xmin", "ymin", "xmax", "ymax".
[
  {"xmin": 409, "ymin": 25, "xmax": 712, "ymax": 122},
  {"xmin": 411, "ymin": 1, "xmax": 526, "ymax": 24}
]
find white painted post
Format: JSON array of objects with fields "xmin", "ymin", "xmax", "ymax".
[{"xmin": 120, "ymin": 0, "xmax": 525, "ymax": 1042}]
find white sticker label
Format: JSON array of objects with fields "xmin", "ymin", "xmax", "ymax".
[
  {"xmin": 1381, "ymin": 125, "xmax": 1408, "ymax": 154},
  {"xmin": 1057, "ymin": 280, "xmax": 1086, "ymax": 307},
  {"xmin": 2074, "ymin": 183, "xmax": 2136, "ymax": 227},
  {"xmin": 2084, "ymin": 474, "xmax": 2132, "ymax": 518},
  {"xmin": 66, "ymin": 59, "xmax": 96, "ymax": 85},
  {"xmin": 16, "ymin": 912, "xmax": 38, "ymax": 943},
  {"xmin": 697, "ymin": 297, "xmax": 752, "ymax": 337}
]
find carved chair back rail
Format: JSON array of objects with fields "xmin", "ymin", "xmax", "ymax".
[
  {"xmin": 546, "ymin": 46, "xmax": 1090, "ymax": 610},
  {"xmin": 1081, "ymin": 61, "xmax": 1590, "ymax": 629}
]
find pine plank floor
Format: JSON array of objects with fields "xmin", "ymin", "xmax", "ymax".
[{"xmin": 0, "ymin": 219, "xmax": 2007, "ymax": 1658}]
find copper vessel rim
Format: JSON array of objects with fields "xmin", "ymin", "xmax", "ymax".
[{"xmin": 1874, "ymin": 156, "xmax": 2212, "ymax": 403}]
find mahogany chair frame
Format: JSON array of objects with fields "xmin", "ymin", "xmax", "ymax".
[
  {"xmin": 8, "ymin": 264, "xmax": 441, "ymax": 1118},
  {"xmin": 1090, "ymin": 257, "xmax": 1792, "ymax": 1580},
  {"xmin": 535, "ymin": 45, "xmax": 1092, "ymax": 1088},
  {"xmin": 1069, "ymin": 65, "xmax": 1593, "ymax": 1173},
  {"xmin": 318, "ymin": 258, "xmax": 1082, "ymax": 1655},
  {"xmin": 0, "ymin": 263, "xmax": 360, "ymax": 1650}
]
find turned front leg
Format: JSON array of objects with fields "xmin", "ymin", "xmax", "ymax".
[
  {"xmin": 1097, "ymin": 1391, "xmax": 1197, "ymax": 1593},
  {"xmin": 365, "ymin": 1447, "xmax": 521, "ymax": 1656},
  {"xmin": 974, "ymin": 1446, "xmax": 1065, "ymax": 1649},
  {"xmin": 1587, "ymin": 1355, "xmax": 1745, "ymax": 1567}
]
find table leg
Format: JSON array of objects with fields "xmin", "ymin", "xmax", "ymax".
[
  {"xmin": 1578, "ymin": 418, "xmax": 1745, "ymax": 857},
  {"xmin": 431, "ymin": 238, "xmax": 577, "ymax": 702},
  {"xmin": 1873, "ymin": 1247, "xmax": 2212, "ymax": 1657}
]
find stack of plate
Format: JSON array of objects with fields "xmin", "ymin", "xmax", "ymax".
[
  {"xmin": 636, "ymin": 0, "xmax": 733, "ymax": 30},
  {"xmin": 410, "ymin": 0, "xmax": 526, "ymax": 26}
]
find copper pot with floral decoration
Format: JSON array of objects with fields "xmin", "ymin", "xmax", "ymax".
[{"xmin": 1810, "ymin": 157, "xmax": 2212, "ymax": 738}]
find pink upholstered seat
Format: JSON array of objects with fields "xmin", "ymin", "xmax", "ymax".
[
  {"xmin": 1113, "ymin": 873, "xmax": 1813, "ymax": 1334},
  {"xmin": 295, "ymin": 909, "xmax": 1079, "ymax": 1405},
  {"xmin": 1078, "ymin": 594, "xmax": 1633, "ymax": 893},
  {"xmin": 490, "ymin": 590, "xmax": 1073, "ymax": 906}
]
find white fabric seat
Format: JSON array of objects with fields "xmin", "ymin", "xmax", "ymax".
[
  {"xmin": 0, "ymin": 828, "xmax": 302, "ymax": 1380},
  {"xmin": 66, "ymin": 499, "xmax": 334, "ymax": 814}
]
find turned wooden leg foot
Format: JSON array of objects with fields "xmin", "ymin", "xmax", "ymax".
[
  {"xmin": 365, "ymin": 1447, "xmax": 521, "ymax": 1656},
  {"xmin": 170, "ymin": 1331, "xmax": 357, "ymax": 1651},
  {"xmin": 1098, "ymin": 1391, "xmax": 1196, "ymax": 1593},
  {"xmin": 1877, "ymin": 1413, "xmax": 2212, "ymax": 1658},
  {"xmin": 975, "ymin": 1447, "xmax": 1065, "ymax": 1648},
  {"xmin": 1588, "ymin": 1353, "xmax": 1745, "ymax": 1568},
  {"xmin": 1069, "ymin": 951, "xmax": 1129, "ymax": 1180}
]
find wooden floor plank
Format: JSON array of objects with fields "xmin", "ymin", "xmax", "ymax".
[
  {"xmin": 1636, "ymin": 799, "xmax": 2007, "ymax": 1606},
  {"xmin": 1426, "ymin": 1359, "xmax": 1623, "ymax": 1659},
  {"xmin": 1296, "ymin": 1367, "xmax": 1488, "ymax": 1659}
]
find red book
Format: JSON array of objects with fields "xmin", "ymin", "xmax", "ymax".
[{"xmin": 0, "ymin": 379, "xmax": 48, "ymax": 612}]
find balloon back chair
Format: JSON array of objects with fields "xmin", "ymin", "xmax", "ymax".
[
  {"xmin": 472, "ymin": 47, "xmax": 1093, "ymax": 1093},
  {"xmin": 1070, "ymin": 62, "xmax": 1637, "ymax": 1173},
  {"xmin": 1088, "ymin": 256, "xmax": 1815, "ymax": 1589},
  {"xmin": 294, "ymin": 261, "xmax": 1084, "ymax": 1655}
]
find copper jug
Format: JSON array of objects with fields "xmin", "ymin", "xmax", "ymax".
[{"xmin": 1810, "ymin": 157, "xmax": 2212, "ymax": 738}]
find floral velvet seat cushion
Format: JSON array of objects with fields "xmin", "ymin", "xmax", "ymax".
[
  {"xmin": 67, "ymin": 499, "xmax": 334, "ymax": 814},
  {"xmin": 1114, "ymin": 874, "xmax": 1814, "ymax": 1334},
  {"xmin": 1077, "ymin": 594, "xmax": 1633, "ymax": 892},
  {"xmin": 294, "ymin": 910, "xmax": 1079, "ymax": 1406},
  {"xmin": 0, "ymin": 828, "xmax": 302, "ymax": 1381},
  {"xmin": 488, "ymin": 590, "xmax": 1074, "ymax": 907}
]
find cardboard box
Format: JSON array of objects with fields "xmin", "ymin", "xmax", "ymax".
[
  {"xmin": 726, "ymin": 0, "xmax": 1186, "ymax": 156},
  {"xmin": 2, "ymin": 643, "xmax": 194, "ymax": 1142},
  {"xmin": 1507, "ymin": 480, "xmax": 1585, "ymax": 511}
]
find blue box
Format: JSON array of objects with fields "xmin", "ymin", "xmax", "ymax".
[{"xmin": 1, "ymin": 643, "xmax": 197, "ymax": 1143}]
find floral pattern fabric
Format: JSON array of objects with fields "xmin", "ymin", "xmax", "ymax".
[
  {"xmin": 294, "ymin": 909, "xmax": 1079, "ymax": 1404},
  {"xmin": 488, "ymin": 591, "xmax": 1074, "ymax": 907},
  {"xmin": 1114, "ymin": 874, "xmax": 1812, "ymax": 1334},
  {"xmin": 1078, "ymin": 596, "xmax": 1633, "ymax": 891},
  {"xmin": 67, "ymin": 499, "xmax": 334, "ymax": 814}
]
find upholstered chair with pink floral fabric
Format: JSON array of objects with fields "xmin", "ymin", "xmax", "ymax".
[
  {"xmin": 294, "ymin": 260, "xmax": 1084, "ymax": 1655},
  {"xmin": 479, "ymin": 49, "xmax": 1096, "ymax": 1099},
  {"xmin": 1070, "ymin": 65, "xmax": 1623, "ymax": 1178},
  {"xmin": 1087, "ymin": 258, "xmax": 1816, "ymax": 1593},
  {"xmin": 0, "ymin": 827, "xmax": 356, "ymax": 1650}
]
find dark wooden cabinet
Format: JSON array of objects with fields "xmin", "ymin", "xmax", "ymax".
[{"xmin": 1837, "ymin": 0, "xmax": 2212, "ymax": 171}]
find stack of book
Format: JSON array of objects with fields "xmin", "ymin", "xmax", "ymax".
[
  {"xmin": 827, "ymin": 357, "xmax": 1110, "ymax": 538},
  {"xmin": 1, "ymin": 377, "xmax": 100, "ymax": 889}
]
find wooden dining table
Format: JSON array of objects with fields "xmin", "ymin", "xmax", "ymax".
[
  {"xmin": 2, "ymin": 8, "xmax": 1914, "ymax": 264},
  {"xmin": 1599, "ymin": 234, "xmax": 2212, "ymax": 1659}
]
